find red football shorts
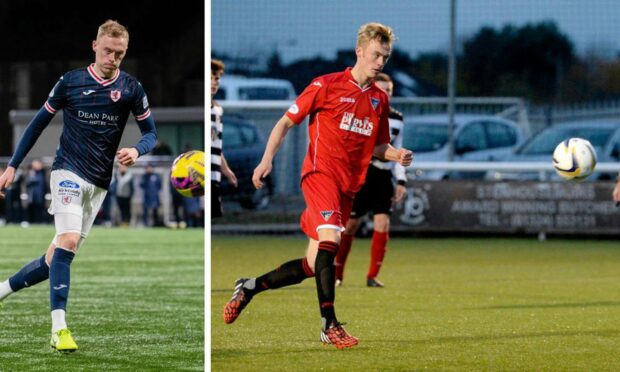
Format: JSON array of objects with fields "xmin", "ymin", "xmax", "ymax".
[{"xmin": 300, "ymin": 172, "xmax": 353, "ymax": 240}]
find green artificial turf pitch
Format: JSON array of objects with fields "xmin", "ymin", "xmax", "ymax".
[
  {"xmin": 212, "ymin": 235, "xmax": 620, "ymax": 371},
  {"xmin": 0, "ymin": 226, "xmax": 204, "ymax": 371}
]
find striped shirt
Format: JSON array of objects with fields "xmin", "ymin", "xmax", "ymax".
[
  {"xmin": 371, "ymin": 107, "xmax": 407, "ymax": 183},
  {"xmin": 211, "ymin": 102, "xmax": 223, "ymax": 183}
]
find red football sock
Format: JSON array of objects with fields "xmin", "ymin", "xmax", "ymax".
[
  {"xmin": 335, "ymin": 233, "xmax": 354, "ymax": 281},
  {"xmin": 367, "ymin": 231, "xmax": 388, "ymax": 279}
]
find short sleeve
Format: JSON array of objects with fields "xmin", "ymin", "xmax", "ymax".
[
  {"xmin": 285, "ymin": 78, "xmax": 326, "ymax": 125},
  {"xmin": 132, "ymin": 81, "xmax": 152, "ymax": 121},
  {"xmin": 44, "ymin": 75, "xmax": 68, "ymax": 114}
]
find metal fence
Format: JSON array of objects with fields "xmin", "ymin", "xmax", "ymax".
[
  {"xmin": 221, "ymin": 97, "xmax": 530, "ymax": 196},
  {"xmin": 529, "ymin": 99, "xmax": 620, "ymax": 131}
]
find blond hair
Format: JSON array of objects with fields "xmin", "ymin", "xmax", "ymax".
[
  {"xmin": 97, "ymin": 20, "xmax": 129, "ymax": 41},
  {"xmin": 356, "ymin": 22, "xmax": 396, "ymax": 48}
]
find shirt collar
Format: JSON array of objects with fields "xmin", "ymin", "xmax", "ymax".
[{"xmin": 87, "ymin": 64, "xmax": 120, "ymax": 87}]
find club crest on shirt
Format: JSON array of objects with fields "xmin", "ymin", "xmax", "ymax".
[
  {"xmin": 320, "ymin": 210, "xmax": 334, "ymax": 221},
  {"xmin": 62, "ymin": 196, "xmax": 72, "ymax": 205},
  {"xmin": 110, "ymin": 90, "xmax": 121, "ymax": 102},
  {"xmin": 371, "ymin": 97, "xmax": 380, "ymax": 111}
]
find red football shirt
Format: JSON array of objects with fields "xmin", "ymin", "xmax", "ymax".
[{"xmin": 286, "ymin": 68, "xmax": 391, "ymax": 195}]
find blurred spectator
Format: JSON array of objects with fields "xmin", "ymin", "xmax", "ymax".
[
  {"xmin": 140, "ymin": 164, "xmax": 162, "ymax": 227},
  {"xmin": 151, "ymin": 140, "xmax": 173, "ymax": 156},
  {"xmin": 96, "ymin": 177, "xmax": 115, "ymax": 227},
  {"xmin": 183, "ymin": 196, "xmax": 204, "ymax": 228},
  {"xmin": 115, "ymin": 165, "xmax": 134, "ymax": 227},
  {"xmin": 5, "ymin": 168, "xmax": 24, "ymax": 223},
  {"xmin": 170, "ymin": 178, "xmax": 185, "ymax": 228},
  {"xmin": 0, "ymin": 167, "xmax": 5, "ymax": 223},
  {"xmin": 26, "ymin": 160, "xmax": 47, "ymax": 224}
]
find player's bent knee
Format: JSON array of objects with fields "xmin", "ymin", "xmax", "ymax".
[
  {"xmin": 56, "ymin": 233, "xmax": 81, "ymax": 252},
  {"xmin": 316, "ymin": 225, "xmax": 341, "ymax": 244}
]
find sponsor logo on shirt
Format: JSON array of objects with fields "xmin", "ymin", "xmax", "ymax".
[
  {"xmin": 313, "ymin": 81, "xmax": 322, "ymax": 87},
  {"xmin": 143, "ymin": 96, "xmax": 149, "ymax": 109},
  {"xmin": 82, "ymin": 90, "xmax": 96, "ymax": 96},
  {"xmin": 340, "ymin": 97, "xmax": 356, "ymax": 103},
  {"xmin": 78, "ymin": 110, "xmax": 120, "ymax": 126},
  {"xmin": 288, "ymin": 104, "xmax": 299, "ymax": 115},
  {"xmin": 339, "ymin": 112, "xmax": 374, "ymax": 136}
]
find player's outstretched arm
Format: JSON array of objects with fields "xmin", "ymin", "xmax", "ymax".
[
  {"xmin": 373, "ymin": 143, "xmax": 413, "ymax": 166},
  {"xmin": 0, "ymin": 166, "xmax": 16, "ymax": 198},
  {"xmin": 1, "ymin": 105, "xmax": 56, "ymax": 198},
  {"xmin": 252, "ymin": 115, "xmax": 296, "ymax": 189}
]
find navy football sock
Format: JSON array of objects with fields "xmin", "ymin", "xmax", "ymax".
[
  {"xmin": 8, "ymin": 255, "xmax": 50, "ymax": 292},
  {"xmin": 49, "ymin": 248, "xmax": 75, "ymax": 311}
]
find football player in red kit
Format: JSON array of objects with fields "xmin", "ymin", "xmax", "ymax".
[
  {"xmin": 223, "ymin": 22, "xmax": 412, "ymax": 349},
  {"xmin": 335, "ymin": 72, "xmax": 407, "ymax": 288}
]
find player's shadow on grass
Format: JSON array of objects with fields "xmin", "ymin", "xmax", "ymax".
[
  {"xmin": 366, "ymin": 329, "xmax": 620, "ymax": 346},
  {"xmin": 469, "ymin": 300, "xmax": 620, "ymax": 310},
  {"xmin": 211, "ymin": 287, "xmax": 310, "ymax": 293},
  {"xmin": 213, "ymin": 330, "xmax": 620, "ymax": 355}
]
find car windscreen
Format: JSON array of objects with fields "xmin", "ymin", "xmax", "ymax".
[
  {"xmin": 221, "ymin": 120, "xmax": 260, "ymax": 147},
  {"xmin": 402, "ymin": 123, "xmax": 448, "ymax": 153},
  {"xmin": 238, "ymin": 87, "xmax": 291, "ymax": 100},
  {"xmin": 518, "ymin": 126, "xmax": 614, "ymax": 155}
]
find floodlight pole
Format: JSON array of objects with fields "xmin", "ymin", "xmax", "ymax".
[{"xmin": 447, "ymin": 0, "xmax": 457, "ymax": 161}]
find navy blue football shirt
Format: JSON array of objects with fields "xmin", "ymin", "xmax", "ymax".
[{"xmin": 9, "ymin": 64, "xmax": 157, "ymax": 189}]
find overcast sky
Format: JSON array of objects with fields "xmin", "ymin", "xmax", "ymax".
[{"xmin": 212, "ymin": 0, "xmax": 620, "ymax": 63}]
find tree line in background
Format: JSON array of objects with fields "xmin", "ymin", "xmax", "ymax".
[{"xmin": 216, "ymin": 20, "xmax": 620, "ymax": 105}]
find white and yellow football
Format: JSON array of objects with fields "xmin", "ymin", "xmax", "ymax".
[{"xmin": 552, "ymin": 138, "xmax": 597, "ymax": 180}]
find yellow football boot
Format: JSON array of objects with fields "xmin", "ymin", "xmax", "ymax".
[{"xmin": 50, "ymin": 328, "xmax": 78, "ymax": 352}]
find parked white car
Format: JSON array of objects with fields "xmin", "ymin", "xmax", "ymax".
[
  {"xmin": 402, "ymin": 114, "xmax": 526, "ymax": 179},
  {"xmin": 487, "ymin": 121, "xmax": 620, "ymax": 181},
  {"xmin": 214, "ymin": 75, "xmax": 296, "ymax": 101}
]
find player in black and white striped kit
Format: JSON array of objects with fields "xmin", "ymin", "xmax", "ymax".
[
  {"xmin": 211, "ymin": 59, "xmax": 237, "ymax": 218},
  {"xmin": 335, "ymin": 72, "xmax": 408, "ymax": 287}
]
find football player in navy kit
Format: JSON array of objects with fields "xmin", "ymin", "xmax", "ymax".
[{"xmin": 0, "ymin": 20, "xmax": 157, "ymax": 352}]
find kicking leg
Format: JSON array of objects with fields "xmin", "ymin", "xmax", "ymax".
[
  {"xmin": 223, "ymin": 244, "xmax": 315, "ymax": 324},
  {"xmin": 0, "ymin": 243, "xmax": 54, "ymax": 302}
]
